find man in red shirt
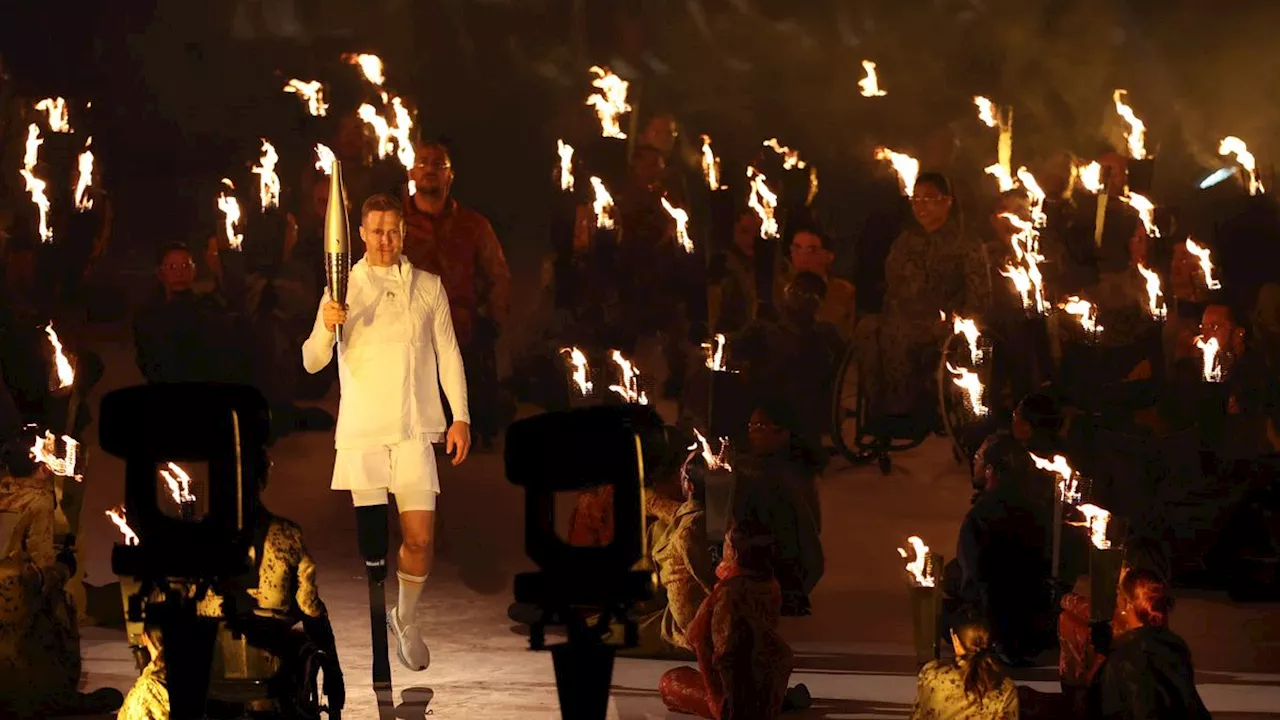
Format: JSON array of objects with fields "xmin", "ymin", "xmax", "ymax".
[{"xmin": 402, "ymin": 142, "xmax": 512, "ymax": 448}]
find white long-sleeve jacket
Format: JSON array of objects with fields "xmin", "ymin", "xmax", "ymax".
[{"xmin": 302, "ymin": 256, "xmax": 469, "ymax": 450}]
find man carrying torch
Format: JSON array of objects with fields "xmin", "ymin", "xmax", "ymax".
[{"xmin": 303, "ymin": 190, "xmax": 471, "ymax": 679}]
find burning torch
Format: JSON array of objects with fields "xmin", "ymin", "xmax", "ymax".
[
  {"xmin": 897, "ymin": 535, "xmax": 943, "ymax": 664},
  {"xmin": 325, "ymin": 158, "xmax": 350, "ymax": 343}
]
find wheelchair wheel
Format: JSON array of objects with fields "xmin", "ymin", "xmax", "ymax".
[
  {"xmin": 937, "ymin": 332, "xmax": 980, "ymax": 465},
  {"xmin": 831, "ymin": 342, "xmax": 877, "ymax": 463}
]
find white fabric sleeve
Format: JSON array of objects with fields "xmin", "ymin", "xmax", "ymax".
[
  {"xmin": 302, "ymin": 290, "xmax": 336, "ymax": 374},
  {"xmin": 430, "ymin": 277, "xmax": 469, "ymax": 425}
]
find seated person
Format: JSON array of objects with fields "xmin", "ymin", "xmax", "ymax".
[
  {"xmin": 658, "ymin": 520, "xmax": 809, "ymax": 719},
  {"xmin": 734, "ymin": 402, "xmax": 824, "ymax": 616},
  {"xmin": 117, "ymin": 628, "xmax": 168, "ymax": 720},
  {"xmin": 0, "ymin": 434, "xmax": 121, "ymax": 717},
  {"xmin": 1088, "ymin": 569, "xmax": 1210, "ymax": 719},
  {"xmin": 945, "ymin": 432, "xmax": 1053, "ymax": 662},
  {"xmin": 733, "ymin": 272, "xmax": 843, "ymax": 444},
  {"xmin": 910, "ymin": 610, "xmax": 1018, "ymax": 719},
  {"xmin": 856, "ymin": 172, "xmax": 990, "ymax": 426}
]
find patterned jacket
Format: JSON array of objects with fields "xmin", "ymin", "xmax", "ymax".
[
  {"xmin": 649, "ymin": 496, "xmax": 717, "ymax": 650},
  {"xmin": 884, "ymin": 221, "xmax": 992, "ymax": 343},
  {"xmin": 117, "ymin": 658, "xmax": 168, "ymax": 720},
  {"xmin": 910, "ymin": 660, "xmax": 1018, "ymax": 719},
  {"xmin": 196, "ymin": 514, "xmax": 326, "ymax": 620}
]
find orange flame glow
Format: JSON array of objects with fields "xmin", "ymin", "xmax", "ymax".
[
  {"xmin": 557, "ymin": 139, "xmax": 575, "ymax": 192},
  {"xmin": 1077, "ymin": 161, "xmax": 1104, "ymax": 194},
  {"xmin": 703, "ymin": 333, "xmax": 729, "ymax": 371},
  {"xmin": 700, "ymin": 135, "xmax": 724, "ymax": 190},
  {"xmin": 974, "ymin": 96, "xmax": 998, "ymax": 128},
  {"xmin": 251, "ymin": 139, "xmax": 281, "ymax": 210},
  {"xmin": 947, "ymin": 363, "xmax": 988, "ymax": 416},
  {"xmin": 1071, "ymin": 503, "xmax": 1113, "ymax": 550},
  {"xmin": 35, "ymin": 97, "xmax": 71, "ymax": 132},
  {"xmin": 1194, "ymin": 336, "xmax": 1222, "ymax": 382},
  {"xmin": 897, "ymin": 536, "xmax": 935, "ymax": 587},
  {"xmin": 1122, "ymin": 192, "xmax": 1159, "ymax": 238},
  {"xmin": 1113, "ymin": 89, "xmax": 1147, "ymax": 160},
  {"xmin": 30, "ymin": 430, "xmax": 80, "ymax": 480},
  {"xmin": 1030, "ymin": 452, "xmax": 1082, "ymax": 504},
  {"xmin": 746, "ymin": 167, "xmax": 779, "ymax": 239},
  {"xmin": 315, "ymin": 143, "xmax": 336, "ymax": 175},
  {"xmin": 344, "ymin": 53, "xmax": 385, "ymax": 86},
  {"xmin": 389, "ymin": 97, "xmax": 416, "ymax": 195},
  {"xmin": 20, "ymin": 124, "xmax": 52, "ymax": 242},
  {"xmin": 858, "ymin": 60, "xmax": 887, "ymax": 97},
  {"xmin": 763, "ymin": 138, "xmax": 807, "ymax": 170},
  {"xmin": 586, "ymin": 66, "xmax": 632, "ymax": 139},
  {"xmin": 874, "ymin": 147, "xmax": 920, "ymax": 197},
  {"xmin": 75, "ymin": 138, "xmax": 95, "ymax": 211},
  {"xmin": 1184, "ymin": 237, "xmax": 1221, "ymax": 290},
  {"xmin": 1060, "ymin": 296, "xmax": 1104, "ymax": 335},
  {"xmin": 357, "ymin": 103, "xmax": 395, "ymax": 160},
  {"xmin": 1017, "ymin": 166, "xmax": 1048, "ymax": 228},
  {"xmin": 560, "ymin": 347, "xmax": 593, "ymax": 396},
  {"xmin": 985, "ymin": 163, "xmax": 1015, "ymax": 192},
  {"xmin": 608, "ymin": 350, "xmax": 648, "ymax": 405},
  {"xmin": 952, "ymin": 315, "xmax": 983, "ymax": 365},
  {"xmin": 1219, "ymin": 136, "xmax": 1264, "ymax": 195},
  {"xmin": 661, "ymin": 197, "xmax": 694, "ymax": 253},
  {"xmin": 589, "ymin": 176, "xmax": 616, "ymax": 230},
  {"xmin": 160, "ymin": 462, "xmax": 195, "ymax": 505},
  {"xmin": 692, "ymin": 429, "xmax": 733, "ymax": 471},
  {"xmin": 46, "ymin": 323, "xmax": 75, "ymax": 389},
  {"xmin": 217, "ymin": 179, "xmax": 244, "ymax": 251},
  {"xmin": 106, "ymin": 506, "xmax": 140, "ymax": 546},
  {"xmin": 1136, "ymin": 264, "xmax": 1167, "ymax": 321},
  {"xmin": 283, "ymin": 79, "xmax": 328, "ymax": 116}
]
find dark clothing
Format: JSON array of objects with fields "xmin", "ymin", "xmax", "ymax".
[
  {"xmin": 731, "ymin": 452, "xmax": 824, "ymax": 614},
  {"xmin": 733, "ymin": 316, "xmax": 843, "ymax": 444},
  {"xmin": 1089, "ymin": 626, "xmax": 1210, "ymax": 720},
  {"xmin": 133, "ymin": 290, "xmax": 250, "ymax": 385}
]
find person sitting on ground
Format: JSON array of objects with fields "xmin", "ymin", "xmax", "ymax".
[
  {"xmin": 0, "ymin": 433, "xmax": 122, "ymax": 717},
  {"xmin": 945, "ymin": 432, "xmax": 1053, "ymax": 663},
  {"xmin": 117, "ymin": 627, "xmax": 168, "ymax": 720},
  {"xmin": 658, "ymin": 520, "xmax": 810, "ymax": 718},
  {"xmin": 1088, "ymin": 569, "xmax": 1211, "ymax": 719},
  {"xmin": 909, "ymin": 610, "xmax": 1018, "ymax": 719}
]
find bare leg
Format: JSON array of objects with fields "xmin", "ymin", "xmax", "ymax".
[{"xmin": 397, "ymin": 509, "xmax": 436, "ymax": 577}]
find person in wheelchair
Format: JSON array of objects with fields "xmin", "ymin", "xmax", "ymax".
[
  {"xmin": 855, "ymin": 172, "xmax": 991, "ymax": 438},
  {"xmin": 121, "ymin": 446, "xmax": 344, "ymax": 718}
]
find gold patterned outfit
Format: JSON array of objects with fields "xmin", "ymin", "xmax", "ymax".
[
  {"xmin": 117, "ymin": 658, "xmax": 169, "ymax": 720},
  {"xmin": 648, "ymin": 495, "xmax": 717, "ymax": 651},
  {"xmin": 910, "ymin": 659, "xmax": 1019, "ymax": 720}
]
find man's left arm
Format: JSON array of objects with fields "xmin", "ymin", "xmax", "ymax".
[
  {"xmin": 430, "ymin": 278, "xmax": 470, "ymax": 427},
  {"xmin": 476, "ymin": 218, "xmax": 512, "ymax": 325}
]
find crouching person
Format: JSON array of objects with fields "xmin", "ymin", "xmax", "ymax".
[{"xmin": 0, "ymin": 433, "xmax": 122, "ymax": 717}]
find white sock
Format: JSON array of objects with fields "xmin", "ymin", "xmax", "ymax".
[{"xmin": 396, "ymin": 571, "xmax": 428, "ymax": 625}]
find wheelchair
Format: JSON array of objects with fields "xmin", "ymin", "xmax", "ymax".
[
  {"xmin": 203, "ymin": 610, "xmax": 337, "ymax": 719},
  {"xmin": 830, "ymin": 320, "xmax": 990, "ymax": 473}
]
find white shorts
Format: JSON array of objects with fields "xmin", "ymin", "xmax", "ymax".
[{"xmin": 332, "ymin": 438, "xmax": 440, "ymax": 512}]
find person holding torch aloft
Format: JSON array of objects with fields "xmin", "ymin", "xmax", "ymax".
[{"xmin": 303, "ymin": 188, "xmax": 471, "ymax": 676}]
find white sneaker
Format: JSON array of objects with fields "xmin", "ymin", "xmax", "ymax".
[{"xmin": 388, "ymin": 607, "xmax": 430, "ymax": 671}]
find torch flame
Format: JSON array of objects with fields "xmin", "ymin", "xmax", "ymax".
[
  {"xmin": 1071, "ymin": 503, "xmax": 1113, "ymax": 550},
  {"xmin": 389, "ymin": 97, "xmax": 416, "ymax": 195},
  {"xmin": 1017, "ymin": 166, "xmax": 1048, "ymax": 228},
  {"xmin": 586, "ymin": 66, "xmax": 632, "ymax": 139},
  {"xmin": 357, "ymin": 103, "xmax": 396, "ymax": 160},
  {"xmin": 704, "ymin": 333, "xmax": 729, "ymax": 371},
  {"xmin": 1113, "ymin": 89, "xmax": 1147, "ymax": 160},
  {"xmin": 746, "ymin": 167, "xmax": 779, "ymax": 239},
  {"xmin": 315, "ymin": 143, "xmax": 337, "ymax": 175},
  {"xmin": 160, "ymin": 462, "xmax": 195, "ymax": 505},
  {"xmin": 251, "ymin": 139, "xmax": 282, "ymax": 210},
  {"xmin": 952, "ymin": 315, "xmax": 983, "ymax": 365},
  {"xmin": 1194, "ymin": 336, "xmax": 1222, "ymax": 382},
  {"xmin": 692, "ymin": 429, "xmax": 733, "ymax": 471},
  {"xmin": 557, "ymin": 139, "xmax": 575, "ymax": 192},
  {"xmin": 700, "ymin": 135, "xmax": 724, "ymax": 190},
  {"xmin": 608, "ymin": 350, "xmax": 648, "ymax": 405},
  {"xmin": 1077, "ymin": 161, "xmax": 1104, "ymax": 194},
  {"xmin": 896, "ymin": 536, "xmax": 935, "ymax": 587},
  {"xmin": 974, "ymin": 96, "xmax": 998, "ymax": 128},
  {"xmin": 20, "ymin": 124, "xmax": 52, "ymax": 242},
  {"xmin": 35, "ymin": 97, "xmax": 71, "ymax": 132},
  {"xmin": 1122, "ymin": 192, "xmax": 1159, "ymax": 238},
  {"xmin": 1001, "ymin": 264, "xmax": 1033, "ymax": 310},
  {"xmin": 985, "ymin": 163, "xmax": 1015, "ymax": 193},
  {"xmin": 589, "ymin": 176, "xmax": 616, "ymax": 230},
  {"xmin": 874, "ymin": 147, "xmax": 920, "ymax": 197},
  {"xmin": 1060, "ymin": 295, "xmax": 1104, "ymax": 336},
  {"xmin": 559, "ymin": 347, "xmax": 593, "ymax": 396},
  {"xmin": 283, "ymin": 79, "xmax": 329, "ymax": 117},
  {"xmin": 1136, "ymin": 263, "xmax": 1166, "ymax": 321},
  {"xmin": 661, "ymin": 197, "xmax": 694, "ymax": 253},
  {"xmin": 858, "ymin": 60, "xmax": 887, "ymax": 97},
  {"xmin": 344, "ymin": 53, "xmax": 386, "ymax": 86},
  {"xmin": 23, "ymin": 123, "xmax": 43, "ymax": 170},
  {"xmin": 763, "ymin": 138, "xmax": 807, "ymax": 170},
  {"xmin": 1184, "ymin": 237, "xmax": 1221, "ymax": 290},
  {"xmin": 46, "ymin": 323, "xmax": 75, "ymax": 389},
  {"xmin": 1219, "ymin": 136, "xmax": 1264, "ymax": 195},
  {"xmin": 75, "ymin": 138, "xmax": 95, "ymax": 211},
  {"xmin": 1029, "ymin": 453, "xmax": 1082, "ymax": 505},
  {"xmin": 946, "ymin": 363, "xmax": 988, "ymax": 416},
  {"xmin": 29, "ymin": 430, "xmax": 80, "ymax": 480},
  {"xmin": 217, "ymin": 178, "xmax": 244, "ymax": 251},
  {"xmin": 106, "ymin": 506, "xmax": 140, "ymax": 546}
]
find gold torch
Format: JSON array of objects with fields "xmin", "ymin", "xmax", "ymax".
[{"xmin": 325, "ymin": 158, "xmax": 350, "ymax": 343}]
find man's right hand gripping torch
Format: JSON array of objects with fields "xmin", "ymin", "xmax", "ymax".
[{"xmin": 325, "ymin": 158, "xmax": 350, "ymax": 343}]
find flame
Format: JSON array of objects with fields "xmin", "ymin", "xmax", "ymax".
[
  {"xmin": 1122, "ymin": 192, "xmax": 1159, "ymax": 238},
  {"xmin": 807, "ymin": 165, "xmax": 820, "ymax": 206},
  {"xmin": 1001, "ymin": 264, "xmax": 1033, "ymax": 310},
  {"xmin": 952, "ymin": 315, "xmax": 983, "ymax": 365},
  {"xmin": 1017, "ymin": 166, "xmax": 1048, "ymax": 228},
  {"xmin": 998, "ymin": 211, "xmax": 1047, "ymax": 314},
  {"xmin": 557, "ymin": 139, "xmax": 575, "ymax": 192},
  {"xmin": 74, "ymin": 138, "xmax": 94, "ymax": 211},
  {"xmin": 607, "ymin": 350, "xmax": 648, "ymax": 405},
  {"xmin": 589, "ymin": 176, "xmax": 616, "ymax": 230},
  {"xmin": 46, "ymin": 323, "xmax": 75, "ymax": 389},
  {"xmin": 700, "ymin": 135, "xmax": 724, "ymax": 190},
  {"xmin": 283, "ymin": 78, "xmax": 328, "ymax": 116},
  {"xmin": 357, "ymin": 103, "xmax": 396, "ymax": 160},
  {"xmin": 1060, "ymin": 295, "xmax": 1104, "ymax": 335},
  {"xmin": 160, "ymin": 462, "xmax": 195, "ymax": 505},
  {"xmin": 106, "ymin": 506, "xmax": 140, "ymax": 546},
  {"xmin": 1219, "ymin": 136, "xmax": 1264, "ymax": 195},
  {"xmin": 29, "ymin": 430, "xmax": 80, "ymax": 480},
  {"xmin": 586, "ymin": 66, "xmax": 631, "ymax": 139},
  {"xmin": 692, "ymin": 429, "xmax": 733, "ymax": 471},
  {"xmin": 946, "ymin": 363, "xmax": 988, "ymax": 416},
  {"xmin": 1029, "ymin": 452, "xmax": 1082, "ymax": 504},
  {"xmin": 389, "ymin": 97, "xmax": 416, "ymax": 196},
  {"xmin": 703, "ymin": 333, "xmax": 729, "ymax": 371},
  {"xmin": 858, "ymin": 60, "xmax": 887, "ymax": 97},
  {"xmin": 896, "ymin": 536, "xmax": 935, "ymax": 587},
  {"xmin": 20, "ymin": 124, "xmax": 52, "ymax": 242},
  {"xmin": 1184, "ymin": 237, "xmax": 1221, "ymax": 290},
  {"xmin": 874, "ymin": 147, "xmax": 919, "ymax": 197},
  {"xmin": 1136, "ymin": 264, "xmax": 1166, "ymax": 321},
  {"xmin": 746, "ymin": 167, "xmax": 779, "ymax": 238},
  {"xmin": 344, "ymin": 53, "xmax": 385, "ymax": 85},
  {"xmin": 1071, "ymin": 503, "xmax": 1113, "ymax": 550},
  {"xmin": 35, "ymin": 97, "xmax": 71, "ymax": 132},
  {"xmin": 217, "ymin": 178, "xmax": 244, "ymax": 251},
  {"xmin": 251, "ymin": 139, "xmax": 281, "ymax": 210},
  {"xmin": 1077, "ymin": 161, "xmax": 1104, "ymax": 194},
  {"xmin": 315, "ymin": 143, "xmax": 336, "ymax": 175},
  {"xmin": 1113, "ymin": 89, "xmax": 1147, "ymax": 160},
  {"xmin": 985, "ymin": 163, "xmax": 1015, "ymax": 192},
  {"xmin": 661, "ymin": 197, "xmax": 694, "ymax": 253},
  {"xmin": 974, "ymin": 96, "xmax": 998, "ymax": 128},
  {"xmin": 1194, "ymin": 335, "xmax": 1222, "ymax": 382},
  {"xmin": 559, "ymin": 347, "xmax": 593, "ymax": 396},
  {"xmin": 763, "ymin": 138, "xmax": 807, "ymax": 170}
]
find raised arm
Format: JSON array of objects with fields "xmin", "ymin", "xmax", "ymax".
[
  {"xmin": 430, "ymin": 278, "xmax": 469, "ymax": 425},
  {"xmin": 301, "ymin": 291, "xmax": 336, "ymax": 374}
]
